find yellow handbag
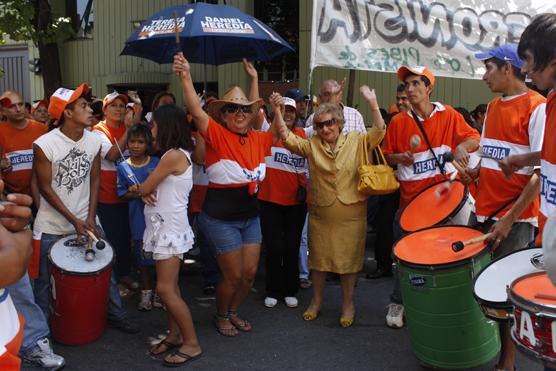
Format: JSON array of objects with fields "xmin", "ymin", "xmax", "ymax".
[{"xmin": 357, "ymin": 134, "xmax": 400, "ymax": 196}]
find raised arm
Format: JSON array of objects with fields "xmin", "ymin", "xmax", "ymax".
[
  {"xmin": 243, "ymin": 58, "xmax": 264, "ymax": 130},
  {"xmin": 271, "ymin": 95, "xmax": 311, "ymax": 157},
  {"xmin": 173, "ymin": 52, "xmax": 209, "ymax": 136},
  {"xmin": 268, "ymin": 92, "xmax": 285, "ymax": 144},
  {"xmin": 359, "ymin": 85, "xmax": 385, "ymax": 131}
]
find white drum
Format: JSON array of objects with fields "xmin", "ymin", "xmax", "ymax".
[
  {"xmin": 473, "ymin": 247, "xmax": 543, "ymax": 320},
  {"xmin": 50, "ymin": 235, "xmax": 114, "ymax": 273}
]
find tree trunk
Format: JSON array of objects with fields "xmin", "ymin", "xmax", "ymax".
[{"xmin": 33, "ymin": 0, "xmax": 63, "ymax": 98}]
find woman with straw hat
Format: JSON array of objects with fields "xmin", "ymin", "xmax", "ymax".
[{"xmin": 173, "ymin": 52, "xmax": 276, "ymax": 337}]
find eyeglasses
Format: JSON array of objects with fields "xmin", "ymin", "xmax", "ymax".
[
  {"xmin": 221, "ymin": 104, "xmax": 252, "ymax": 114},
  {"xmin": 314, "ymin": 118, "xmax": 336, "ymax": 130}
]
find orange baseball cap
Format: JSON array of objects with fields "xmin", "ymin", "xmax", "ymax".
[
  {"xmin": 0, "ymin": 96, "xmax": 11, "ymax": 108},
  {"xmin": 31, "ymin": 99, "xmax": 48, "ymax": 113},
  {"xmin": 103, "ymin": 91, "xmax": 128, "ymax": 109},
  {"xmin": 48, "ymin": 83, "xmax": 90, "ymax": 120},
  {"xmin": 397, "ymin": 66, "xmax": 435, "ymax": 86}
]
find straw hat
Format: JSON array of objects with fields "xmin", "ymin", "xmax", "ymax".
[{"xmin": 207, "ymin": 86, "xmax": 264, "ymax": 127}]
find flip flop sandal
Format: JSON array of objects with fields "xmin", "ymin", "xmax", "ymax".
[
  {"xmin": 163, "ymin": 351, "xmax": 202, "ymax": 368},
  {"xmin": 149, "ymin": 340, "xmax": 182, "ymax": 356},
  {"xmin": 213, "ymin": 315, "xmax": 238, "ymax": 337},
  {"xmin": 228, "ymin": 311, "xmax": 252, "ymax": 332}
]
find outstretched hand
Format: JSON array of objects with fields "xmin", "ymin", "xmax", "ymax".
[
  {"xmin": 242, "ymin": 58, "xmax": 258, "ymax": 79},
  {"xmin": 173, "ymin": 52, "xmax": 190, "ymax": 76},
  {"xmin": 360, "ymin": 85, "xmax": 378, "ymax": 108},
  {"xmin": 268, "ymin": 92, "xmax": 284, "ymax": 112}
]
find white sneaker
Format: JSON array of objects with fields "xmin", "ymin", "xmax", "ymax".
[
  {"xmin": 22, "ymin": 338, "xmax": 65, "ymax": 370},
  {"xmin": 137, "ymin": 289, "xmax": 153, "ymax": 311},
  {"xmin": 264, "ymin": 297, "xmax": 278, "ymax": 308},
  {"xmin": 386, "ymin": 303, "xmax": 404, "ymax": 328},
  {"xmin": 152, "ymin": 291, "xmax": 164, "ymax": 308},
  {"xmin": 284, "ymin": 297, "xmax": 298, "ymax": 308}
]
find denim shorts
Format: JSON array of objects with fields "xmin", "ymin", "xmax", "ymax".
[{"xmin": 198, "ymin": 211, "xmax": 262, "ymax": 255}]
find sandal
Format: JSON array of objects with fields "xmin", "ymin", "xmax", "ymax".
[
  {"xmin": 163, "ymin": 350, "xmax": 202, "ymax": 368},
  {"xmin": 303, "ymin": 310, "xmax": 319, "ymax": 321},
  {"xmin": 228, "ymin": 310, "xmax": 252, "ymax": 332},
  {"xmin": 149, "ymin": 339, "xmax": 182, "ymax": 356},
  {"xmin": 339, "ymin": 315, "xmax": 355, "ymax": 328},
  {"xmin": 213, "ymin": 314, "xmax": 238, "ymax": 337}
]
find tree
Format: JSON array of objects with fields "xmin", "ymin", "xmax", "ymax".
[{"xmin": 0, "ymin": 0, "xmax": 74, "ymax": 97}]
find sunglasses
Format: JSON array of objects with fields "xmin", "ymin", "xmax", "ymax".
[
  {"xmin": 221, "ymin": 104, "xmax": 252, "ymax": 114},
  {"xmin": 314, "ymin": 118, "xmax": 336, "ymax": 130}
]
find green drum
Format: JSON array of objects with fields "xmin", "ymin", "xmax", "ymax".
[{"xmin": 394, "ymin": 226, "xmax": 500, "ymax": 369}]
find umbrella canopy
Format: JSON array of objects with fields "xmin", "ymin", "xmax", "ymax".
[{"xmin": 121, "ymin": 3, "xmax": 294, "ymax": 65}]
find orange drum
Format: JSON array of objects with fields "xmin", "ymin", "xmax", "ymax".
[
  {"xmin": 400, "ymin": 180, "xmax": 474, "ymax": 234},
  {"xmin": 509, "ymin": 272, "xmax": 556, "ymax": 363}
]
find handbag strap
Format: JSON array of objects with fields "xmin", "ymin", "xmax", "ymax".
[
  {"xmin": 410, "ymin": 110, "xmax": 446, "ymax": 175},
  {"xmin": 360, "ymin": 133, "xmax": 371, "ymax": 166},
  {"xmin": 373, "ymin": 146, "xmax": 387, "ymax": 165}
]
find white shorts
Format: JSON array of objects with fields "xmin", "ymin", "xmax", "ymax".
[{"xmin": 152, "ymin": 253, "xmax": 184, "ymax": 261}]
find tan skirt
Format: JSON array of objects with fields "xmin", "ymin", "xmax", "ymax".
[{"xmin": 308, "ymin": 199, "xmax": 367, "ymax": 274}]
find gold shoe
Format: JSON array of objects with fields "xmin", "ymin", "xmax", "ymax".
[
  {"xmin": 303, "ymin": 310, "xmax": 319, "ymax": 321},
  {"xmin": 339, "ymin": 315, "xmax": 354, "ymax": 328}
]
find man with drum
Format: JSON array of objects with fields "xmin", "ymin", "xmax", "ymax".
[
  {"xmin": 462, "ymin": 44, "xmax": 546, "ymax": 371},
  {"xmin": 381, "ymin": 66, "xmax": 480, "ymax": 328},
  {"xmin": 497, "ymin": 14, "xmax": 556, "ymax": 371},
  {"xmin": 32, "ymin": 84, "xmax": 139, "ymax": 335}
]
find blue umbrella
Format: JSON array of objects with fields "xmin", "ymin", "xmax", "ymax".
[{"xmin": 120, "ymin": 2, "xmax": 294, "ymax": 65}]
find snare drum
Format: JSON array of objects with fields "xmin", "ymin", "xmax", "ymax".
[
  {"xmin": 49, "ymin": 234, "xmax": 113, "ymax": 345},
  {"xmin": 509, "ymin": 272, "xmax": 556, "ymax": 364},
  {"xmin": 473, "ymin": 247, "xmax": 543, "ymax": 320},
  {"xmin": 394, "ymin": 225, "xmax": 499, "ymax": 368},
  {"xmin": 400, "ymin": 180, "xmax": 474, "ymax": 234}
]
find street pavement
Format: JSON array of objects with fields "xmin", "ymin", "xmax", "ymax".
[{"xmin": 23, "ymin": 256, "xmax": 543, "ymax": 371}]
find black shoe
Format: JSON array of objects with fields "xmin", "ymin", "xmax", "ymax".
[
  {"xmin": 203, "ymin": 285, "xmax": 216, "ymax": 295},
  {"xmin": 108, "ymin": 318, "xmax": 140, "ymax": 334},
  {"xmin": 365, "ymin": 268, "xmax": 393, "ymax": 279}
]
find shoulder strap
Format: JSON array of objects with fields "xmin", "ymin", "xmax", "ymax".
[{"xmin": 410, "ymin": 110, "xmax": 446, "ymax": 175}]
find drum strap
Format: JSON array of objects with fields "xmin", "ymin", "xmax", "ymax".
[{"xmin": 410, "ymin": 109, "xmax": 446, "ymax": 175}]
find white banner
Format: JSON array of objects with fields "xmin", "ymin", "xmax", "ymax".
[{"xmin": 310, "ymin": 0, "xmax": 556, "ymax": 79}]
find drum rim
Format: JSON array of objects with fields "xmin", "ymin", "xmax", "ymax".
[
  {"xmin": 509, "ymin": 271, "xmax": 556, "ymax": 314},
  {"xmin": 394, "ymin": 224, "xmax": 489, "ymax": 270},
  {"xmin": 48, "ymin": 235, "xmax": 114, "ymax": 276},
  {"xmin": 472, "ymin": 246, "xmax": 542, "ymax": 307},
  {"xmin": 511, "ymin": 319, "xmax": 556, "ymax": 363},
  {"xmin": 399, "ymin": 179, "xmax": 469, "ymax": 233}
]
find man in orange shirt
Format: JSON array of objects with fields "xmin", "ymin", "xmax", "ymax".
[
  {"xmin": 0, "ymin": 91, "xmax": 47, "ymax": 198},
  {"xmin": 382, "ymin": 66, "xmax": 480, "ymax": 328},
  {"xmin": 465, "ymin": 43, "xmax": 546, "ymax": 371}
]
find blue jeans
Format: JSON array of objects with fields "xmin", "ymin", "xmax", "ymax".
[
  {"xmin": 33, "ymin": 232, "xmax": 127, "ymax": 322},
  {"xmin": 7, "ymin": 272, "xmax": 49, "ymax": 354},
  {"xmin": 198, "ymin": 212, "xmax": 262, "ymax": 255},
  {"xmin": 299, "ymin": 213, "xmax": 309, "ymax": 280}
]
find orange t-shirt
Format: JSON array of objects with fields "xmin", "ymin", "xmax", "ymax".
[
  {"xmin": 0, "ymin": 120, "xmax": 47, "ymax": 195},
  {"xmin": 475, "ymin": 90, "xmax": 546, "ymax": 222},
  {"xmin": 537, "ymin": 91, "xmax": 556, "ymax": 245},
  {"xmin": 258, "ymin": 127, "xmax": 307, "ymax": 206},
  {"xmin": 93, "ymin": 121, "xmax": 127, "ymax": 204},
  {"xmin": 382, "ymin": 104, "xmax": 480, "ymax": 207}
]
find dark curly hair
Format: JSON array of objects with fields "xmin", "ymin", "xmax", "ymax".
[{"xmin": 126, "ymin": 124, "xmax": 154, "ymax": 154}]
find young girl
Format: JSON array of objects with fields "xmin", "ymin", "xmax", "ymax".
[
  {"xmin": 138, "ymin": 105, "xmax": 202, "ymax": 366},
  {"xmin": 116, "ymin": 124, "xmax": 160, "ymax": 311}
]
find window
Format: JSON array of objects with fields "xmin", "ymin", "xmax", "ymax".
[{"xmin": 254, "ymin": 0, "xmax": 299, "ymax": 82}]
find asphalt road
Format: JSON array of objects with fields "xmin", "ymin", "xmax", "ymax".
[{"xmin": 22, "ymin": 255, "xmax": 543, "ymax": 371}]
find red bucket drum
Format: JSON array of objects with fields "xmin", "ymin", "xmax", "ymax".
[
  {"xmin": 49, "ymin": 234, "xmax": 114, "ymax": 345},
  {"xmin": 509, "ymin": 272, "xmax": 556, "ymax": 364},
  {"xmin": 400, "ymin": 179, "xmax": 474, "ymax": 234}
]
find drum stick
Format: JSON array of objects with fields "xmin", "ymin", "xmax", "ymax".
[
  {"xmin": 452, "ymin": 233, "xmax": 492, "ymax": 252},
  {"xmin": 535, "ymin": 294, "xmax": 556, "ymax": 301},
  {"xmin": 85, "ymin": 238, "xmax": 96, "ymax": 262},
  {"xmin": 84, "ymin": 229, "xmax": 106, "ymax": 250}
]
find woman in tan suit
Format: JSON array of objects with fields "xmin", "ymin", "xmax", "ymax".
[{"xmin": 271, "ymin": 86, "xmax": 386, "ymax": 327}]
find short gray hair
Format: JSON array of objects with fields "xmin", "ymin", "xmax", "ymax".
[{"xmin": 313, "ymin": 102, "xmax": 344, "ymax": 131}]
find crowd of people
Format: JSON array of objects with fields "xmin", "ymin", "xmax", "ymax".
[{"xmin": 1, "ymin": 12, "xmax": 556, "ymax": 371}]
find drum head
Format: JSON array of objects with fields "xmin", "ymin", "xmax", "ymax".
[
  {"xmin": 511, "ymin": 272, "xmax": 556, "ymax": 308},
  {"xmin": 394, "ymin": 226, "xmax": 486, "ymax": 266},
  {"xmin": 49, "ymin": 235, "xmax": 113, "ymax": 274},
  {"xmin": 400, "ymin": 180, "xmax": 466, "ymax": 232},
  {"xmin": 473, "ymin": 248, "xmax": 542, "ymax": 304}
]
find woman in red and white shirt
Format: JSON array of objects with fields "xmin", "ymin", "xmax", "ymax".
[
  {"xmin": 259, "ymin": 95, "xmax": 307, "ymax": 309},
  {"xmin": 174, "ymin": 53, "xmax": 276, "ymax": 337}
]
